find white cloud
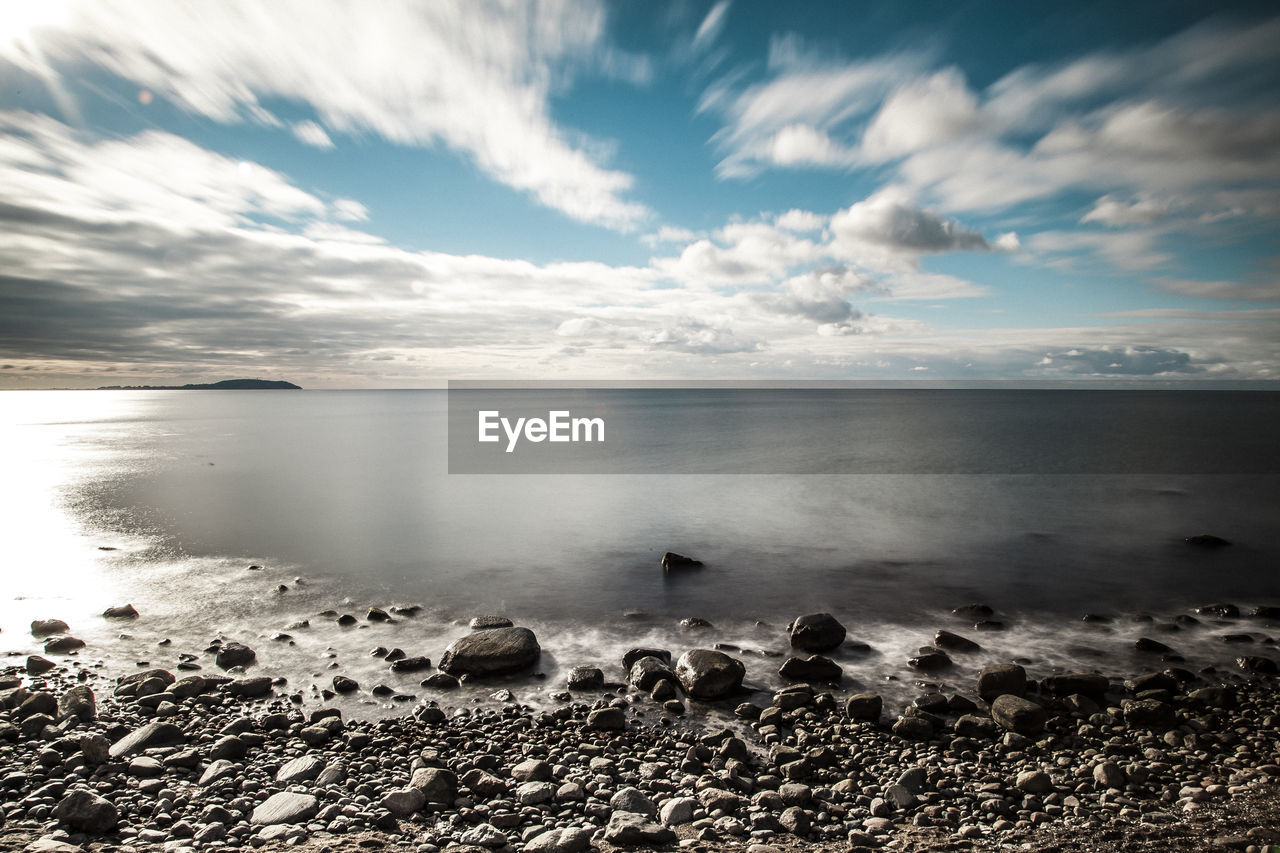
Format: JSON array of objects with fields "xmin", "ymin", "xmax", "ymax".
[
  {"xmin": 332, "ymin": 199, "xmax": 370, "ymax": 222},
  {"xmin": 829, "ymin": 188, "xmax": 990, "ymax": 266},
  {"xmin": 774, "ymin": 209, "xmax": 825, "ymax": 232},
  {"xmin": 862, "ymin": 69, "xmax": 978, "ymax": 160},
  {"xmin": 692, "ymin": 1, "xmax": 731, "ymax": 52},
  {"xmin": 292, "ymin": 120, "xmax": 334, "ymax": 149},
  {"xmin": 4, "ymin": 0, "xmax": 650, "ymax": 231},
  {"xmin": 640, "ymin": 225, "xmax": 699, "ymax": 248}
]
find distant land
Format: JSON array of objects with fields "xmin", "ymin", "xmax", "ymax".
[{"xmin": 97, "ymin": 379, "xmax": 302, "ymax": 390}]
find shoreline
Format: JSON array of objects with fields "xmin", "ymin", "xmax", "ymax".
[{"xmin": 2, "ymin": 607, "xmax": 1279, "ymax": 853}]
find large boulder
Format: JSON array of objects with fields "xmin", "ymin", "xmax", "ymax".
[
  {"xmin": 439, "ymin": 627, "xmax": 540, "ymax": 676},
  {"xmin": 628, "ymin": 656, "xmax": 676, "ymax": 691},
  {"xmin": 44, "ymin": 636, "xmax": 86, "ymax": 654},
  {"xmin": 51, "ymin": 788, "xmax": 117, "ymax": 834},
  {"xmin": 30, "ymin": 619, "xmax": 69, "ymax": 637},
  {"xmin": 844, "ymin": 693, "xmax": 882, "ymax": 721},
  {"xmin": 977, "ymin": 663, "xmax": 1027, "ymax": 702},
  {"xmin": 991, "ymin": 694, "xmax": 1047, "ymax": 736},
  {"xmin": 603, "ymin": 812, "xmax": 676, "ymax": 846},
  {"xmin": 675, "ymin": 649, "xmax": 745, "ymax": 699},
  {"xmin": 788, "ymin": 613, "xmax": 846, "ymax": 652},
  {"xmin": 622, "ymin": 648, "xmax": 671, "ymax": 670}
]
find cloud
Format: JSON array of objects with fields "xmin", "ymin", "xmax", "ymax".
[
  {"xmin": 653, "ymin": 221, "xmax": 822, "ymax": 286},
  {"xmin": 760, "ymin": 267, "xmax": 876, "ymax": 324},
  {"xmin": 861, "ymin": 69, "xmax": 979, "ymax": 160},
  {"xmin": 1157, "ymin": 278, "xmax": 1280, "ymax": 302},
  {"xmin": 331, "ymin": 199, "xmax": 370, "ymax": 222},
  {"xmin": 774, "ymin": 209, "xmax": 825, "ymax": 232},
  {"xmin": 640, "ymin": 225, "xmax": 699, "ymax": 248},
  {"xmin": 3, "ymin": 0, "xmax": 651, "ymax": 231},
  {"xmin": 829, "ymin": 189, "xmax": 990, "ymax": 262},
  {"xmin": 692, "ymin": 1, "xmax": 731, "ymax": 52},
  {"xmin": 1039, "ymin": 345, "xmax": 1201, "ymax": 375},
  {"xmin": 291, "ymin": 120, "xmax": 334, "ymax": 149}
]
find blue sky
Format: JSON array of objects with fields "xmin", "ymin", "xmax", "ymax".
[{"xmin": 0, "ymin": 0, "xmax": 1277, "ymax": 387}]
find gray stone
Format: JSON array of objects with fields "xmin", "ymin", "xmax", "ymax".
[
  {"xmin": 566, "ymin": 666, "xmax": 604, "ymax": 690},
  {"xmin": 845, "ymin": 692, "xmax": 882, "ymax": 720},
  {"xmin": 1016, "ymin": 770, "xmax": 1053, "ymax": 794},
  {"xmin": 629, "ymin": 656, "xmax": 676, "ymax": 690},
  {"xmin": 516, "ymin": 780, "xmax": 556, "ymax": 805},
  {"xmin": 586, "ymin": 706, "xmax": 625, "ymax": 730},
  {"xmin": 57, "ymin": 685, "xmax": 95, "ymax": 722},
  {"xmin": 109, "ymin": 721, "xmax": 184, "ymax": 758},
  {"xmin": 675, "ymin": 649, "xmax": 745, "ymax": 699},
  {"xmin": 659, "ymin": 796, "xmax": 696, "ymax": 826},
  {"xmin": 51, "ymin": 788, "xmax": 117, "ymax": 834},
  {"xmin": 468, "ymin": 615, "xmax": 513, "ymax": 629},
  {"xmin": 30, "ymin": 619, "xmax": 69, "ymax": 637},
  {"xmin": 226, "ymin": 676, "xmax": 272, "ymax": 698},
  {"xmin": 276, "ymin": 755, "xmax": 325, "ymax": 784},
  {"xmin": 511, "ymin": 758, "xmax": 553, "ymax": 781},
  {"xmin": 102, "ymin": 604, "xmax": 138, "ymax": 619},
  {"xmin": 610, "ymin": 786, "xmax": 658, "ymax": 817},
  {"xmin": 214, "ymin": 641, "xmax": 256, "ymax": 670},
  {"xmin": 1093, "ymin": 761, "xmax": 1126, "ymax": 789},
  {"xmin": 778, "ymin": 654, "xmax": 842, "ymax": 683},
  {"xmin": 977, "ymin": 663, "xmax": 1027, "ymax": 702},
  {"xmin": 250, "ymin": 791, "xmax": 318, "ymax": 825},
  {"xmin": 24, "ymin": 840, "xmax": 85, "ymax": 853},
  {"xmin": 379, "ymin": 787, "xmax": 425, "ymax": 816},
  {"xmin": 44, "ymin": 636, "xmax": 85, "ymax": 654},
  {"xmin": 524, "ymin": 827, "xmax": 592, "ymax": 853},
  {"xmin": 410, "ymin": 766, "xmax": 457, "ymax": 802},
  {"xmin": 199, "ymin": 759, "xmax": 238, "ymax": 786},
  {"xmin": 603, "ymin": 812, "xmax": 676, "ymax": 846},
  {"xmin": 438, "ymin": 626, "xmax": 540, "ymax": 676},
  {"xmin": 80, "ymin": 733, "xmax": 110, "ymax": 765},
  {"xmin": 458, "ymin": 822, "xmax": 508, "ymax": 848}
]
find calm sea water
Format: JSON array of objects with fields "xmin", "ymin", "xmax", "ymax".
[{"xmin": 2, "ymin": 389, "xmax": 1278, "ymax": 715}]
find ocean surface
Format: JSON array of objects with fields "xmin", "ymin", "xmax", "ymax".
[{"xmin": 2, "ymin": 388, "xmax": 1278, "ymax": 717}]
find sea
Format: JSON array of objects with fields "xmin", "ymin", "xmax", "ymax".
[{"xmin": 2, "ymin": 387, "xmax": 1278, "ymax": 717}]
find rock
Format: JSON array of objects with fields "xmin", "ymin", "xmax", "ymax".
[
  {"xmin": 991, "ymin": 694, "xmax": 1047, "ymax": 735},
  {"xmin": 215, "ymin": 641, "xmax": 256, "ymax": 669},
  {"xmin": 566, "ymin": 666, "xmax": 603, "ymax": 690},
  {"xmin": 676, "ymin": 649, "xmax": 745, "ymax": 699},
  {"xmin": 1135, "ymin": 637, "xmax": 1173, "ymax": 653},
  {"xmin": 51, "ymin": 788, "xmax": 117, "ymax": 834},
  {"xmin": 336, "ymin": 613, "xmax": 357, "ymax": 626},
  {"xmin": 411, "ymin": 767, "xmax": 457, "ymax": 802},
  {"xmin": 604, "ymin": 812, "xmax": 676, "ymax": 846},
  {"xmin": 778, "ymin": 655, "xmax": 842, "ymax": 682},
  {"xmin": 250, "ymin": 791, "xmax": 318, "ymax": 825},
  {"xmin": 367, "ymin": 606, "xmax": 392, "ymax": 621},
  {"xmin": 199, "ymin": 759, "xmax": 238, "ymax": 786},
  {"xmin": 517, "ymin": 780, "xmax": 556, "ymax": 805},
  {"xmin": 788, "ymin": 613, "xmax": 846, "ymax": 652},
  {"xmin": 276, "ymin": 755, "xmax": 325, "ymax": 784},
  {"xmin": 1040, "ymin": 672, "xmax": 1109, "ymax": 698},
  {"xmin": 44, "ymin": 636, "xmax": 85, "ymax": 654},
  {"xmin": 438, "ymin": 626, "xmax": 540, "ymax": 676},
  {"xmin": 1093, "ymin": 761, "xmax": 1126, "ymax": 789},
  {"xmin": 26, "ymin": 655, "xmax": 55, "ymax": 675},
  {"xmin": 1122, "ymin": 698, "xmax": 1177, "ymax": 730},
  {"xmin": 420, "ymin": 672, "xmax": 460, "ymax": 689},
  {"xmin": 459, "ymin": 823, "xmax": 508, "ymax": 848},
  {"xmin": 908, "ymin": 650, "xmax": 952, "ymax": 670},
  {"xmin": 1198, "ymin": 602, "xmax": 1240, "ymax": 618},
  {"xmin": 955, "ymin": 714, "xmax": 998, "ymax": 738},
  {"xmin": 30, "ymin": 619, "xmax": 69, "ymax": 637},
  {"xmin": 978, "ymin": 664, "xmax": 1027, "ymax": 701},
  {"xmin": 845, "ymin": 692, "xmax": 882, "ymax": 720},
  {"xmin": 934, "ymin": 629, "xmax": 980, "ymax": 651},
  {"xmin": 1237, "ymin": 656, "xmax": 1278, "ymax": 675},
  {"xmin": 892, "ymin": 716, "xmax": 933, "ymax": 740},
  {"xmin": 389, "ymin": 655, "xmax": 432, "ymax": 672},
  {"xmin": 512, "ymin": 758, "xmax": 553, "ymax": 782},
  {"xmin": 109, "ymin": 720, "xmax": 185, "ymax": 758},
  {"xmin": 1251, "ymin": 605, "xmax": 1280, "ymax": 619},
  {"xmin": 80, "ymin": 733, "xmax": 110, "ymax": 764},
  {"xmin": 226, "ymin": 676, "xmax": 272, "ymax": 698},
  {"xmin": 102, "ymin": 604, "xmax": 138, "ymax": 619},
  {"xmin": 332, "ymin": 675, "xmax": 358, "ymax": 693},
  {"xmin": 661, "ymin": 552, "xmax": 702, "ymax": 571},
  {"xmin": 659, "ymin": 796, "xmax": 697, "ymax": 826},
  {"xmin": 952, "ymin": 603, "xmax": 993, "ymax": 619},
  {"xmin": 524, "ymin": 827, "xmax": 592, "ymax": 853},
  {"xmin": 1016, "ymin": 770, "xmax": 1053, "ymax": 794},
  {"xmin": 379, "ymin": 787, "xmax": 425, "ymax": 816},
  {"xmin": 24, "ymin": 840, "xmax": 85, "ymax": 853},
  {"xmin": 57, "ymin": 685, "xmax": 95, "ymax": 722},
  {"xmin": 623, "ymin": 647, "xmax": 671, "ymax": 670},
  {"xmin": 469, "ymin": 614, "xmax": 514, "ymax": 630},
  {"xmin": 884, "ymin": 783, "xmax": 917, "ymax": 810},
  {"xmin": 586, "ymin": 706, "xmax": 625, "ymax": 730},
  {"xmin": 610, "ymin": 786, "xmax": 658, "ymax": 817},
  {"xmin": 1185, "ymin": 534, "xmax": 1230, "ymax": 547},
  {"xmin": 629, "ymin": 656, "xmax": 677, "ymax": 690},
  {"xmin": 680, "ymin": 616, "xmax": 714, "ymax": 630}
]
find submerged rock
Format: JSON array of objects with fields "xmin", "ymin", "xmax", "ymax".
[
  {"xmin": 439, "ymin": 626, "xmax": 540, "ymax": 676},
  {"xmin": 44, "ymin": 636, "xmax": 86, "ymax": 654},
  {"xmin": 30, "ymin": 619, "xmax": 69, "ymax": 637},
  {"xmin": 934, "ymin": 629, "xmax": 980, "ymax": 652},
  {"xmin": 102, "ymin": 604, "xmax": 138, "ymax": 619},
  {"xmin": 778, "ymin": 655, "xmax": 842, "ymax": 683},
  {"xmin": 1185, "ymin": 534, "xmax": 1230, "ymax": 547},
  {"xmin": 469, "ymin": 615, "xmax": 514, "ymax": 629},
  {"xmin": 660, "ymin": 552, "xmax": 702, "ymax": 571},
  {"xmin": 214, "ymin": 641, "xmax": 256, "ymax": 669}
]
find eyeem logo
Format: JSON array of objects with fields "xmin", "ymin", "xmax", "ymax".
[{"xmin": 478, "ymin": 410, "xmax": 605, "ymax": 453}]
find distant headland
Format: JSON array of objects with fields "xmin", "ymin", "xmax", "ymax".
[{"xmin": 96, "ymin": 378, "xmax": 302, "ymax": 390}]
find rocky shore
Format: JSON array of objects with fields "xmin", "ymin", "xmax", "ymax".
[{"xmin": 2, "ymin": 607, "xmax": 1279, "ymax": 853}]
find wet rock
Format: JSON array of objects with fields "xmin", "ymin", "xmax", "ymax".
[
  {"xmin": 26, "ymin": 655, "xmax": 55, "ymax": 675},
  {"xmin": 439, "ymin": 626, "xmax": 540, "ymax": 676},
  {"xmin": 1122, "ymin": 697, "xmax": 1176, "ymax": 729},
  {"xmin": 661, "ymin": 552, "xmax": 702, "ymax": 571},
  {"xmin": 57, "ymin": 685, "xmax": 95, "ymax": 722},
  {"xmin": 1237, "ymin": 656, "xmax": 1279, "ymax": 675},
  {"xmin": 226, "ymin": 676, "xmax": 272, "ymax": 698},
  {"xmin": 788, "ymin": 613, "xmax": 846, "ymax": 652},
  {"xmin": 952, "ymin": 603, "xmax": 993, "ymax": 620},
  {"xmin": 623, "ymin": 647, "xmax": 671, "ymax": 670},
  {"xmin": 1040, "ymin": 672, "xmax": 1109, "ymax": 698},
  {"xmin": 629, "ymin": 656, "xmax": 677, "ymax": 691},
  {"xmin": 30, "ymin": 619, "xmax": 69, "ymax": 637},
  {"xmin": 676, "ymin": 649, "xmax": 746, "ymax": 699},
  {"xmin": 908, "ymin": 650, "xmax": 952, "ymax": 671},
  {"xmin": 934, "ymin": 629, "xmax": 980, "ymax": 652},
  {"xmin": 421, "ymin": 673, "xmax": 460, "ymax": 689},
  {"xmin": 566, "ymin": 666, "xmax": 603, "ymax": 690},
  {"xmin": 336, "ymin": 614, "xmax": 358, "ymax": 626},
  {"xmin": 845, "ymin": 692, "xmax": 882, "ymax": 721},
  {"xmin": 1135, "ymin": 637, "xmax": 1174, "ymax": 654},
  {"xmin": 779, "ymin": 654, "xmax": 842, "ymax": 682},
  {"xmin": 586, "ymin": 707, "xmax": 625, "ymax": 730},
  {"xmin": 390, "ymin": 655, "xmax": 432, "ymax": 672},
  {"xmin": 332, "ymin": 675, "xmax": 359, "ymax": 693},
  {"xmin": 1198, "ymin": 602, "xmax": 1240, "ymax": 618},
  {"xmin": 1185, "ymin": 534, "xmax": 1230, "ymax": 547},
  {"xmin": 366, "ymin": 606, "xmax": 392, "ymax": 622},
  {"xmin": 991, "ymin": 694, "xmax": 1047, "ymax": 735},
  {"xmin": 44, "ymin": 636, "xmax": 85, "ymax": 654},
  {"xmin": 51, "ymin": 788, "xmax": 117, "ymax": 834},
  {"xmin": 680, "ymin": 616, "xmax": 714, "ymax": 630},
  {"xmin": 214, "ymin": 641, "xmax": 256, "ymax": 669},
  {"xmin": 469, "ymin": 615, "xmax": 513, "ymax": 629},
  {"xmin": 251, "ymin": 791, "xmax": 318, "ymax": 825},
  {"xmin": 102, "ymin": 604, "xmax": 138, "ymax": 619},
  {"xmin": 892, "ymin": 716, "xmax": 933, "ymax": 740}
]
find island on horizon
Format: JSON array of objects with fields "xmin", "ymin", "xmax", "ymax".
[{"xmin": 97, "ymin": 378, "xmax": 302, "ymax": 390}]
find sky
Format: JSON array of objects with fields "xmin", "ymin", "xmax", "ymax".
[{"xmin": 0, "ymin": 0, "xmax": 1278, "ymax": 388}]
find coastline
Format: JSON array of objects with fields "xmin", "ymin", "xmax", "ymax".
[{"xmin": 3, "ymin": 606, "xmax": 1279, "ymax": 853}]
